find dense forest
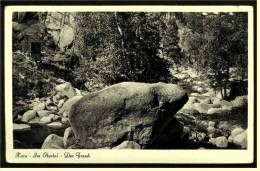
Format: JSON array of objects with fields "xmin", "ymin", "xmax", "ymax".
[{"xmin": 12, "ymin": 12, "xmax": 248, "ymax": 149}]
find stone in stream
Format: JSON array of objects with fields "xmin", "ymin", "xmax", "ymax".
[
  {"xmin": 21, "ymin": 110, "xmax": 37, "ymax": 122},
  {"xmin": 37, "ymin": 110, "xmax": 51, "ymax": 118},
  {"xmin": 13, "ymin": 123, "xmax": 31, "ymax": 132},
  {"xmin": 233, "ymin": 130, "xmax": 247, "ymax": 149},
  {"xmin": 57, "ymin": 99, "xmax": 65, "ymax": 108},
  {"xmin": 45, "ymin": 98, "xmax": 52, "ymax": 106},
  {"xmin": 112, "ymin": 141, "xmax": 141, "ymax": 149},
  {"xmin": 33, "ymin": 102, "xmax": 45, "ymax": 111},
  {"xmin": 207, "ymin": 126, "xmax": 216, "ymax": 134},
  {"xmin": 208, "ymin": 121, "xmax": 216, "ymax": 127},
  {"xmin": 61, "ymin": 117, "xmax": 69, "ymax": 124},
  {"xmin": 182, "ymin": 103, "xmax": 197, "ymax": 111},
  {"xmin": 41, "ymin": 134, "xmax": 64, "ymax": 149},
  {"xmin": 55, "ymin": 82, "xmax": 76, "ymax": 98},
  {"xmin": 47, "ymin": 122, "xmax": 63, "ymax": 129},
  {"xmin": 214, "ymin": 100, "xmax": 233, "ymax": 110},
  {"xmin": 218, "ymin": 121, "xmax": 230, "ymax": 130},
  {"xmin": 231, "ymin": 127, "xmax": 245, "ymax": 138},
  {"xmin": 49, "ymin": 114, "xmax": 60, "ymax": 121},
  {"xmin": 69, "ymin": 82, "xmax": 188, "ymax": 149},
  {"xmin": 207, "ymin": 108, "xmax": 230, "ymax": 115},
  {"xmin": 194, "ymin": 103, "xmax": 211, "ymax": 114},
  {"xmin": 215, "ymin": 136, "xmax": 228, "ymax": 148},
  {"xmin": 232, "ymin": 95, "xmax": 247, "ymax": 109},
  {"xmin": 40, "ymin": 116, "xmax": 52, "ymax": 123}
]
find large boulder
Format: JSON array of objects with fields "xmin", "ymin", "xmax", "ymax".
[{"xmin": 69, "ymin": 82, "xmax": 188, "ymax": 149}]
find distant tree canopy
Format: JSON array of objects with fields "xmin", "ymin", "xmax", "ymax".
[
  {"xmin": 73, "ymin": 12, "xmax": 174, "ymax": 87},
  {"xmin": 178, "ymin": 12, "xmax": 248, "ymax": 98},
  {"xmin": 13, "ymin": 12, "xmax": 248, "ymax": 96}
]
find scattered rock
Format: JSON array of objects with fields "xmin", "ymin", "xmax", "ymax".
[
  {"xmin": 188, "ymin": 97, "xmax": 200, "ymax": 104},
  {"xmin": 112, "ymin": 141, "xmax": 141, "ymax": 149},
  {"xmin": 208, "ymin": 121, "xmax": 216, "ymax": 127},
  {"xmin": 63, "ymin": 127, "xmax": 76, "ymax": 148},
  {"xmin": 41, "ymin": 134, "xmax": 64, "ymax": 149},
  {"xmin": 57, "ymin": 99, "xmax": 65, "ymax": 108},
  {"xmin": 207, "ymin": 108, "xmax": 230, "ymax": 115},
  {"xmin": 37, "ymin": 110, "xmax": 51, "ymax": 118},
  {"xmin": 214, "ymin": 100, "xmax": 233, "ymax": 110},
  {"xmin": 215, "ymin": 136, "xmax": 228, "ymax": 148},
  {"xmin": 194, "ymin": 103, "xmax": 211, "ymax": 114},
  {"xmin": 55, "ymin": 82, "xmax": 76, "ymax": 98},
  {"xmin": 21, "ymin": 110, "xmax": 36, "ymax": 122},
  {"xmin": 197, "ymin": 132, "xmax": 206, "ymax": 141},
  {"xmin": 231, "ymin": 127, "xmax": 245, "ymax": 138},
  {"xmin": 209, "ymin": 137, "xmax": 216, "ymax": 145},
  {"xmin": 13, "ymin": 123, "xmax": 31, "ymax": 132},
  {"xmin": 207, "ymin": 126, "xmax": 216, "ymax": 134},
  {"xmin": 49, "ymin": 114, "xmax": 60, "ymax": 121},
  {"xmin": 46, "ymin": 106, "xmax": 58, "ymax": 111},
  {"xmin": 40, "ymin": 116, "xmax": 52, "ymax": 123},
  {"xmin": 47, "ymin": 122, "xmax": 63, "ymax": 129},
  {"xmin": 45, "ymin": 98, "xmax": 52, "ymax": 106},
  {"xmin": 182, "ymin": 103, "xmax": 196, "ymax": 111},
  {"xmin": 232, "ymin": 96, "xmax": 247, "ymax": 109},
  {"xmin": 62, "ymin": 112, "xmax": 68, "ymax": 117},
  {"xmin": 33, "ymin": 102, "xmax": 45, "ymax": 111},
  {"xmin": 61, "ymin": 117, "xmax": 69, "ymax": 124},
  {"xmin": 218, "ymin": 121, "xmax": 230, "ymax": 130},
  {"xmin": 201, "ymin": 98, "xmax": 212, "ymax": 104},
  {"xmin": 178, "ymin": 108, "xmax": 200, "ymax": 116},
  {"xmin": 233, "ymin": 131, "xmax": 247, "ymax": 148}
]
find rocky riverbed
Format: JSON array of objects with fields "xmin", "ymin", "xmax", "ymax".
[{"xmin": 13, "ymin": 68, "xmax": 248, "ymax": 150}]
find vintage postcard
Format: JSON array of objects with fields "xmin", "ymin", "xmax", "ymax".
[{"xmin": 1, "ymin": 1, "xmax": 257, "ymax": 167}]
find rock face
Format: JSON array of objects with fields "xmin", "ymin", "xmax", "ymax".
[{"xmin": 69, "ymin": 82, "xmax": 188, "ymax": 149}]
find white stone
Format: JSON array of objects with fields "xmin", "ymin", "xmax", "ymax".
[
  {"xmin": 231, "ymin": 127, "xmax": 245, "ymax": 138},
  {"xmin": 233, "ymin": 131, "xmax": 247, "ymax": 149},
  {"xmin": 45, "ymin": 98, "xmax": 52, "ymax": 106},
  {"xmin": 37, "ymin": 110, "xmax": 51, "ymax": 118},
  {"xmin": 21, "ymin": 110, "xmax": 36, "ymax": 122},
  {"xmin": 215, "ymin": 136, "xmax": 228, "ymax": 148},
  {"xmin": 55, "ymin": 82, "xmax": 76, "ymax": 98},
  {"xmin": 13, "ymin": 123, "xmax": 31, "ymax": 132},
  {"xmin": 207, "ymin": 126, "xmax": 216, "ymax": 134},
  {"xmin": 41, "ymin": 134, "xmax": 64, "ymax": 149},
  {"xmin": 40, "ymin": 116, "xmax": 52, "ymax": 123},
  {"xmin": 194, "ymin": 103, "xmax": 211, "ymax": 114},
  {"xmin": 33, "ymin": 102, "xmax": 45, "ymax": 111},
  {"xmin": 112, "ymin": 141, "xmax": 141, "ymax": 149},
  {"xmin": 207, "ymin": 108, "xmax": 229, "ymax": 115},
  {"xmin": 197, "ymin": 132, "xmax": 206, "ymax": 141},
  {"xmin": 209, "ymin": 137, "xmax": 216, "ymax": 145},
  {"xmin": 61, "ymin": 117, "xmax": 69, "ymax": 124},
  {"xmin": 57, "ymin": 99, "xmax": 65, "ymax": 108},
  {"xmin": 47, "ymin": 122, "xmax": 63, "ymax": 129},
  {"xmin": 218, "ymin": 121, "xmax": 230, "ymax": 130},
  {"xmin": 208, "ymin": 121, "xmax": 216, "ymax": 127},
  {"xmin": 63, "ymin": 127, "xmax": 75, "ymax": 148}
]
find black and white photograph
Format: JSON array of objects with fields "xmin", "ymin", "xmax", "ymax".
[{"xmin": 1, "ymin": 3, "xmax": 256, "ymax": 166}]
